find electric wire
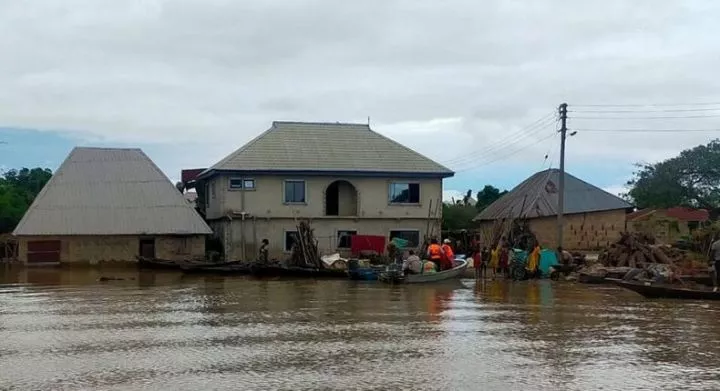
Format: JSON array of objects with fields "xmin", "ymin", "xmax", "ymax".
[{"xmin": 443, "ymin": 113, "xmax": 558, "ymax": 167}]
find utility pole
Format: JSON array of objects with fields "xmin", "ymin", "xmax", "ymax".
[{"xmin": 557, "ymin": 103, "xmax": 568, "ymax": 249}]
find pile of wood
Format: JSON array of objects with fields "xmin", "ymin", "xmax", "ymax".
[
  {"xmin": 599, "ymin": 232, "xmax": 686, "ymax": 268},
  {"xmin": 289, "ymin": 220, "xmax": 322, "ymax": 269}
]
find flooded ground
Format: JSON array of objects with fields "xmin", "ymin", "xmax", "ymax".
[{"xmin": 1, "ymin": 268, "xmax": 720, "ymax": 391}]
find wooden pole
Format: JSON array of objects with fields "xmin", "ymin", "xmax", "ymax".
[{"xmin": 557, "ymin": 102, "xmax": 568, "ymax": 249}]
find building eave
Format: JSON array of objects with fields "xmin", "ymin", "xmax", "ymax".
[{"xmin": 197, "ymin": 168, "xmax": 455, "ymax": 180}]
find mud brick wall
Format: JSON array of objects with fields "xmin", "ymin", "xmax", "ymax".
[
  {"xmin": 528, "ymin": 209, "xmax": 627, "ymax": 250},
  {"xmin": 476, "ymin": 209, "xmax": 627, "ymax": 250}
]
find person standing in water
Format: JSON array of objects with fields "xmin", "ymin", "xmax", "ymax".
[
  {"xmin": 710, "ymin": 237, "xmax": 720, "ymax": 292},
  {"xmin": 258, "ymin": 239, "xmax": 269, "ymax": 264}
]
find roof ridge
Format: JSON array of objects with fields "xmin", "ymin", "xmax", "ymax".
[{"xmin": 273, "ymin": 121, "xmax": 369, "ymax": 127}]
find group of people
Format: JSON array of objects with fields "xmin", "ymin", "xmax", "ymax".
[
  {"xmin": 399, "ymin": 237, "xmax": 457, "ymax": 275},
  {"xmin": 471, "ymin": 240, "xmax": 511, "ymax": 279}
]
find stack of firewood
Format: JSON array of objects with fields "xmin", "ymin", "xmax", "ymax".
[
  {"xmin": 289, "ymin": 220, "xmax": 322, "ymax": 269},
  {"xmin": 599, "ymin": 232, "xmax": 686, "ymax": 268}
]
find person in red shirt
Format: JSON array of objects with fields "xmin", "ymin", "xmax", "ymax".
[
  {"xmin": 426, "ymin": 238, "xmax": 443, "ymax": 271},
  {"xmin": 441, "ymin": 239, "xmax": 455, "ymax": 271},
  {"xmin": 472, "ymin": 243, "xmax": 484, "ymax": 279}
]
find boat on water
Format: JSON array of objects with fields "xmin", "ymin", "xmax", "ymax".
[
  {"xmin": 379, "ymin": 259, "xmax": 469, "ymax": 284},
  {"xmin": 181, "ymin": 262, "xmax": 348, "ymax": 278},
  {"xmin": 180, "ymin": 263, "xmax": 250, "ymax": 274},
  {"xmin": 136, "ymin": 256, "xmax": 241, "ymax": 270},
  {"xmin": 608, "ymin": 278, "xmax": 720, "ymax": 300}
]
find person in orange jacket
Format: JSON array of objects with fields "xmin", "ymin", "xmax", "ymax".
[
  {"xmin": 441, "ymin": 239, "xmax": 455, "ymax": 270},
  {"xmin": 426, "ymin": 238, "xmax": 443, "ymax": 271}
]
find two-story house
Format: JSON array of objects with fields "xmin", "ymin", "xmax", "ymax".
[{"xmin": 193, "ymin": 121, "xmax": 454, "ymax": 261}]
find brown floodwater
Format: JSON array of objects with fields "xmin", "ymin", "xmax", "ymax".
[{"xmin": 1, "ymin": 268, "xmax": 720, "ymax": 391}]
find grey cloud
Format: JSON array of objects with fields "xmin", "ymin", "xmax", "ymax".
[{"xmin": 0, "ymin": 0, "xmax": 719, "ymax": 178}]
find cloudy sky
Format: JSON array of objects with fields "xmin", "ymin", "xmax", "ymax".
[{"xmin": 1, "ymin": 0, "xmax": 719, "ymax": 202}]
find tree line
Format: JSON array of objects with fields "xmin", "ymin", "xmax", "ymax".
[
  {"xmin": 0, "ymin": 168, "xmax": 53, "ymax": 233},
  {"xmin": 0, "ymin": 140, "xmax": 717, "ymax": 234},
  {"xmin": 443, "ymin": 138, "xmax": 720, "ymax": 230}
]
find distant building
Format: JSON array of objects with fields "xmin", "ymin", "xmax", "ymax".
[
  {"xmin": 193, "ymin": 121, "xmax": 454, "ymax": 261},
  {"xmin": 184, "ymin": 191, "xmax": 198, "ymax": 208},
  {"xmin": 627, "ymin": 207, "xmax": 709, "ymax": 244},
  {"xmin": 473, "ymin": 169, "xmax": 633, "ymax": 250},
  {"xmin": 13, "ymin": 147, "xmax": 212, "ymax": 264}
]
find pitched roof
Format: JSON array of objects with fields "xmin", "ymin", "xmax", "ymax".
[
  {"xmin": 473, "ymin": 169, "xmax": 632, "ymax": 221},
  {"xmin": 628, "ymin": 207, "xmax": 710, "ymax": 222},
  {"xmin": 13, "ymin": 147, "xmax": 212, "ymax": 236},
  {"xmin": 202, "ymin": 121, "xmax": 454, "ymax": 177}
]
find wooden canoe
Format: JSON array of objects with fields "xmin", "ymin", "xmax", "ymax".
[
  {"xmin": 180, "ymin": 263, "xmax": 250, "ymax": 274},
  {"xmin": 380, "ymin": 259, "xmax": 469, "ymax": 284},
  {"xmin": 608, "ymin": 278, "xmax": 720, "ymax": 300},
  {"xmin": 138, "ymin": 256, "xmax": 241, "ymax": 270}
]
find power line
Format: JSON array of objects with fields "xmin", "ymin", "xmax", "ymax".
[
  {"xmin": 570, "ymin": 114, "xmax": 720, "ymax": 120},
  {"xmin": 572, "ymin": 102, "xmax": 720, "ymax": 108},
  {"xmin": 570, "ymin": 107, "xmax": 720, "ymax": 113},
  {"xmin": 573, "ymin": 128, "xmax": 720, "ymax": 133},
  {"xmin": 441, "ymin": 112, "xmax": 555, "ymax": 166},
  {"xmin": 447, "ymin": 126, "xmax": 557, "ymax": 168},
  {"xmin": 453, "ymin": 132, "xmax": 557, "ymax": 173},
  {"xmin": 442, "ymin": 113, "xmax": 557, "ymax": 166}
]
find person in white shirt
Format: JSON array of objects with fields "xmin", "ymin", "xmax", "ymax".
[{"xmin": 403, "ymin": 250, "xmax": 422, "ymax": 274}]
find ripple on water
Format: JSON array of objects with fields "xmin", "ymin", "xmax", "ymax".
[{"xmin": 2, "ymin": 275, "xmax": 720, "ymax": 390}]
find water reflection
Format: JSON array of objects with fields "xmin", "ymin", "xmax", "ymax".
[{"xmin": 1, "ymin": 269, "xmax": 720, "ymax": 390}]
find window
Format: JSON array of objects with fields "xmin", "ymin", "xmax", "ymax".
[
  {"xmin": 337, "ymin": 230, "xmax": 357, "ymax": 249},
  {"xmin": 389, "ymin": 230, "xmax": 420, "ymax": 248},
  {"xmin": 210, "ymin": 181, "xmax": 216, "ymax": 199},
  {"xmin": 389, "ymin": 182, "xmax": 420, "ymax": 204},
  {"xmin": 229, "ymin": 178, "xmax": 243, "ymax": 190},
  {"xmin": 284, "ymin": 180, "xmax": 306, "ymax": 203},
  {"xmin": 229, "ymin": 178, "xmax": 255, "ymax": 190},
  {"xmin": 284, "ymin": 230, "xmax": 298, "ymax": 252}
]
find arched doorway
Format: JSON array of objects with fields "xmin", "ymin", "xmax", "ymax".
[{"xmin": 325, "ymin": 180, "xmax": 358, "ymax": 216}]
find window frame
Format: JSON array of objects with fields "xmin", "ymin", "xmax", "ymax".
[
  {"xmin": 243, "ymin": 179, "xmax": 256, "ymax": 190},
  {"xmin": 283, "ymin": 179, "xmax": 307, "ymax": 204},
  {"xmin": 228, "ymin": 177, "xmax": 256, "ymax": 191},
  {"xmin": 389, "ymin": 229, "xmax": 421, "ymax": 248},
  {"xmin": 336, "ymin": 229, "xmax": 358, "ymax": 249},
  {"xmin": 388, "ymin": 182, "xmax": 421, "ymax": 205},
  {"xmin": 284, "ymin": 230, "xmax": 299, "ymax": 252},
  {"xmin": 229, "ymin": 177, "xmax": 244, "ymax": 190}
]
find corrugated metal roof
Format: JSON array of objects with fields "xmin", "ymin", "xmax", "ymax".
[
  {"xmin": 205, "ymin": 121, "xmax": 454, "ymax": 176},
  {"xmin": 628, "ymin": 207, "xmax": 710, "ymax": 222},
  {"xmin": 13, "ymin": 147, "xmax": 213, "ymax": 236},
  {"xmin": 473, "ymin": 169, "xmax": 633, "ymax": 221}
]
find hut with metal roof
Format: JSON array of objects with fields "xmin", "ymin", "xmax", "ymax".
[
  {"xmin": 194, "ymin": 121, "xmax": 454, "ymax": 261},
  {"xmin": 473, "ymin": 169, "xmax": 633, "ymax": 250},
  {"xmin": 13, "ymin": 147, "xmax": 212, "ymax": 265}
]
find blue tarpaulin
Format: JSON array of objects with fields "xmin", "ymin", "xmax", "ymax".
[{"xmin": 511, "ymin": 248, "xmax": 558, "ymax": 278}]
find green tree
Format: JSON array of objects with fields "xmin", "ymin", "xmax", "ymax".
[
  {"xmin": 443, "ymin": 185, "xmax": 508, "ymax": 230},
  {"xmin": 442, "ymin": 203, "xmax": 477, "ymax": 231},
  {"xmin": 475, "ymin": 185, "xmax": 508, "ymax": 211},
  {"xmin": 0, "ymin": 168, "xmax": 53, "ymax": 232},
  {"xmin": 627, "ymin": 139, "xmax": 720, "ymax": 213}
]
